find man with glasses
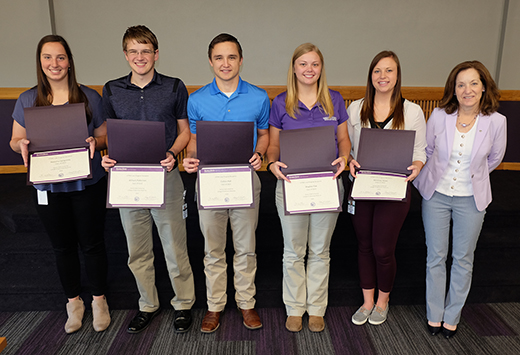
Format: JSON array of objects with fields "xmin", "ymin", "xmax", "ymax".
[{"xmin": 101, "ymin": 25, "xmax": 195, "ymax": 334}]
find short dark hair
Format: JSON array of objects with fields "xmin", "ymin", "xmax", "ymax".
[
  {"xmin": 439, "ymin": 60, "xmax": 500, "ymax": 115},
  {"xmin": 122, "ymin": 25, "xmax": 158, "ymax": 51},
  {"xmin": 208, "ymin": 33, "xmax": 242, "ymax": 59}
]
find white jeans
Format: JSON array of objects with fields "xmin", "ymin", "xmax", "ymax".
[{"xmin": 276, "ymin": 179, "xmax": 344, "ymax": 316}]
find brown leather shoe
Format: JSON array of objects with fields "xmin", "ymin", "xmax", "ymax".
[
  {"xmin": 308, "ymin": 316, "xmax": 325, "ymax": 332},
  {"xmin": 201, "ymin": 311, "xmax": 221, "ymax": 333},
  {"xmin": 285, "ymin": 316, "xmax": 302, "ymax": 332},
  {"xmin": 239, "ymin": 308, "xmax": 262, "ymax": 330}
]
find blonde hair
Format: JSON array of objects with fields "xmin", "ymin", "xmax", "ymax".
[{"xmin": 285, "ymin": 43, "xmax": 334, "ymax": 119}]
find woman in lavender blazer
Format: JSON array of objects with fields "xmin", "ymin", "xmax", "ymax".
[{"xmin": 413, "ymin": 61, "xmax": 507, "ymax": 339}]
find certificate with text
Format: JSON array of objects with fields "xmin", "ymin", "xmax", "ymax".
[
  {"xmin": 351, "ymin": 170, "xmax": 407, "ymax": 201},
  {"xmin": 107, "ymin": 165, "xmax": 166, "ymax": 208},
  {"xmin": 29, "ymin": 148, "xmax": 91, "ymax": 184},
  {"xmin": 197, "ymin": 165, "xmax": 254, "ymax": 209},
  {"xmin": 283, "ymin": 171, "xmax": 341, "ymax": 215}
]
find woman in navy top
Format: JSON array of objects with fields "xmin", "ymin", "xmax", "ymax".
[
  {"xmin": 266, "ymin": 43, "xmax": 350, "ymax": 333},
  {"xmin": 9, "ymin": 35, "xmax": 110, "ymax": 334}
]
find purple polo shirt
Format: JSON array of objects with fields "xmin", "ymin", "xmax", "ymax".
[{"xmin": 269, "ymin": 89, "xmax": 348, "ymax": 156}]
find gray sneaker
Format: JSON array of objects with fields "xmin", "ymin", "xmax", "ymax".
[
  {"xmin": 368, "ymin": 305, "xmax": 389, "ymax": 325},
  {"xmin": 351, "ymin": 306, "xmax": 373, "ymax": 325}
]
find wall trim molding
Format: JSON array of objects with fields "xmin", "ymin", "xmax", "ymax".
[{"xmin": 2, "ymin": 86, "xmax": 520, "ymax": 101}]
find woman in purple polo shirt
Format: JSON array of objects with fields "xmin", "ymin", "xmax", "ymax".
[
  {"xmin": 266, "ymin": 43, "xmax": 350, "ymax": 333},
  {"xmin": 9, "ymin": 35, "xmax": 110, "ymax": 334},
  {"xmin": 347, "ymin": 51, "xmax": 426, "ymax": 326}
]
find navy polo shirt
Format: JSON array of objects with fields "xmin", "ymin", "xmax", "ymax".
[{"xmin": 102, "ymin": 70, "xmax": 188, "ymax": 150}]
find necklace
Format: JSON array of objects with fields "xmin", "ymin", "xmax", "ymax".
[{"xmin": 457, "ymin": 113, "xmax": 478, "ymax": 127}]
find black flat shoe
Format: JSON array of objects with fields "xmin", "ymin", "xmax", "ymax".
[
  {"xmin": 127, "ymin": 308, "xmax": 161, "ymax": 334},
  {"xmin": 442, "ymin": 326, "xmax": 457, "ymax": 339},
  {"xmin": 427, "ymin": 322, "xmax": 442, "ymax": 336},
  {"xmin": 174, "ymin": 309, "xmax": 192, "ymax": 333}
]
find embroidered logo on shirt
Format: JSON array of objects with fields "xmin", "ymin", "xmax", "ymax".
[{"xmin": 323, "ymin": 116, "xmax": 337, "ymax": 121}]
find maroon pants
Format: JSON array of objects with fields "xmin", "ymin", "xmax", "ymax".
[{"xmin": 351, "ymin": 187, "xmax": 411, "ymax": 293}]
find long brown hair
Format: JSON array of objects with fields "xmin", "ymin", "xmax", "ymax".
[
  {"xmin": 439, "ymin": 60, "xmax": 500, "ymax": 115},
  {"xmin": 360, "ymin": 50, "xmax": 404, "ymax": 130},
  {"xmin": 285, "ymin": 43, "xmax": 334, "ymax": 119},
  {"xmin": 35, "ymin": 35, "xmax": 92, "ymax": 124}
]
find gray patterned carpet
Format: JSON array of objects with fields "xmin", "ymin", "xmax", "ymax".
[{"xmin": 2, "ymin": 303, "xmax": 520, "ymax": 355}]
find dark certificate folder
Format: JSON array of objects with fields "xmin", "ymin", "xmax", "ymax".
[
  {"xmin": 106, "ymin": 119, "xmax": 167, "ymax": 209},
  {"xmin": 196, "ymin": 121, "xmax": 256, "ymax": 210},
  {"xmin": 196, "ymin": 121, "xmax": 254, "ymax": 165},
  {"xmin": 279, "ymin": 126, "xmax": 341, "ymax": 214},
  {"xmin": 106, "ymin": 119, "xmax": 165, "ymax": 163},
  {"xmin": 279, "ymin": 125, "xmax": 337, "ymax": 174},
  {"xmin": 351, "ymin": 128, "xmax": 416, "ymax": 201},
  {"xmin": 24, "ymin": 103, "xmax": 89, "ymax": 152},
  {"xmin": 24, "ymin": 103, "xmax": 91, "ymax": 184},
  {"xmin": 356, "ymin": 128, "xmax": 415, "ymax": 175}
]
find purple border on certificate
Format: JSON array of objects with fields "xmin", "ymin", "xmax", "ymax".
[
  {"xmin": 351, "ymin": 170, "xmax": 409, "ymax": 201},
  {"xmin": 107, "ymin": 164, "xmax": 166, "ymax": 209},
  {"xmin": 283, "ymin": 171, "xmax": 342, "ymax": 215},
  {"xmin": 356, "ymin": 171, "xmax": 407, "ymax": 178},
  {"xmin": 28, "ymin": 147, "xmax": 91, "ymax": 184},
  {"xmin": 197, "ymin": 165, "xmax": 255, "ymax": 210}
]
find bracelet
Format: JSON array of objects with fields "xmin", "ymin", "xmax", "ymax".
[
  {"xmin": 266, "ymin": 162, "xmax": 275, "ymax": 173},
  {"xmin": 255, "ymin": 152, "xmax": 263, "ymax": 160},
  {"xmin": 167, "ymin": 150, "xmax": 176, "ymax": 158}
]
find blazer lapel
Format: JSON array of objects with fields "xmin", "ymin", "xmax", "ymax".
[
  {"xmin": 471, "ymin": 114, "xmax": 491, "ymax": 160},
  {"xmin": 445, "ymin": 112, "xmax": 457, "ymax": 160}
]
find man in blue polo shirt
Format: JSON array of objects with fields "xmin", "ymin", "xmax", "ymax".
[
  {"xmin": 101, "ymin": 25, "xmax": 195, "ymax": 334},
  {"xmin": 183, "ymin": 33, "xmax": 270, "ymax": 333}
]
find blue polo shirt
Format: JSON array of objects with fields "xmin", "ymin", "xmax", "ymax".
[
  {"xmin": 102, "ymin": 71, "xmax": 188, "ymax": 150},
  {"xmin": 269, "ymin": 89, "xmax": 348, "ymax": 156},
  {"xmin": 188, "ymin": 77, "xmax": 270, "ymax": 149}
]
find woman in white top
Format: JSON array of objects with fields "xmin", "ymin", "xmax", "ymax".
[
  {"xmin": 413, "ymin": 61, "xmax": 506, "ymax": 338},
  {"xmin": 347, "ymin": 50, "xmax": 426, "ymax": 326}
]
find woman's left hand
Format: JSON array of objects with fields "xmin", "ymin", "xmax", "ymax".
[
  {"xmin": 331, "ymin": 156, "xmax": 347, "ymax": 180},
  {"xmin": 406, "ymin": 161, "xmax": 424, "ymax": 182},
  {"xmin": 86, "ymin": 136, "xmax": 97, "ymax": 159}
]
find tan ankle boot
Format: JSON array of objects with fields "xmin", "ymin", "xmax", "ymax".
[
  {"xmin": 65, "ymin": 298, "xmax": 85, "ymax": 334},
  {"xmin": 92, "ymin": 297, "xmax": 111, "ymax": 332}
]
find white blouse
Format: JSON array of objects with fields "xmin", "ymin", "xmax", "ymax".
[{"xmin": 435, "ymin": 116, "xmax": 479, "ymax": 197}]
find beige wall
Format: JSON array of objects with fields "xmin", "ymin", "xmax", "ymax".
[{"xmin": 2, "ymin": 0, "xmax": 519, "ymax": 90}]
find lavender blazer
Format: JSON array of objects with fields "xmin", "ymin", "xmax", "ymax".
[{"xmin": 413, "ymin": 107, "xmax": 507, "ymax": 211}]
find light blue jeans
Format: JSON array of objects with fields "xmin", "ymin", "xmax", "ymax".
[{"xmin": 423, "ymin": 191, "xmax": 485, "ymax": 325}]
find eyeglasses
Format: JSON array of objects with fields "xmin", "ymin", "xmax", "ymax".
[{"xmin": 126, "ymin": 49, "xmax": 156, "ymax": 57}]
